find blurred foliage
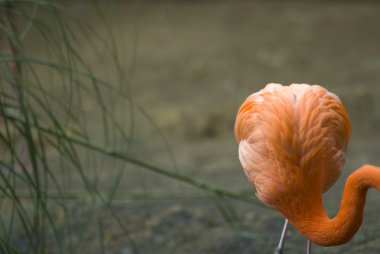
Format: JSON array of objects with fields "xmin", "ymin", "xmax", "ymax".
[{"xmin": 0, "ymin": 1, "xmax": 260, "ymax": 253}]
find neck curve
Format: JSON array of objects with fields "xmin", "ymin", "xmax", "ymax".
[{"xmin": 282, "ymin": 164, "xmax": 380, "ymax": 246}]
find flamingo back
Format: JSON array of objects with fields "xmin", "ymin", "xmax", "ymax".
[{"xmin": 235, "ymin": 83, "xmax": 351, "ymax": 207}]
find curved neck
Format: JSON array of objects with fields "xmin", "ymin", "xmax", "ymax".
[{"xmin": 283, "ymin": 164, "xmax": 380, "ymax": 246}]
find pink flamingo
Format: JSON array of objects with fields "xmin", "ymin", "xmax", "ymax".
[{"xmin": 235, "ymin": 83, "xmax": 380, "ymax": 253}]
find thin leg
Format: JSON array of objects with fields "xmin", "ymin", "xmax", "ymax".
[
  {"xmin": 307, "ymin": 240, "xmax": 312, "ymax": 254},
  {"xmin": 274, "ymin": 219, "xmax": 289, "ymax": 254}
]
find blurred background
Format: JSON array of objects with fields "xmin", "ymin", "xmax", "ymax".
[{"xmin": 1, "ymin": 0, "xmax": 380, "ymax": 253}]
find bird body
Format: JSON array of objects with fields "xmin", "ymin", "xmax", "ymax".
[{"xmin": 235, "ymin": 83, "xmax": 380, "ymax": 246}]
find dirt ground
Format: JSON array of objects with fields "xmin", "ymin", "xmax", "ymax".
[{"xmin": 10, "ymin": 0, "xmax": 380, "ymax": 253}]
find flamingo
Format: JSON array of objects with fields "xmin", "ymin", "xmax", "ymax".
[{"xmin": 234, "ymin": 83, "xmax": 380, "ymax": 253}]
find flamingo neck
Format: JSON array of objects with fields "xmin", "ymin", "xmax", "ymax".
[{"xmin": 284, "ymin": 164, "xmax": 380, "ymax": 246}]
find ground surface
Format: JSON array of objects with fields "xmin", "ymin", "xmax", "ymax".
[{"xmin": 11, "ymin": 0, "xmax": 380, "ymax": 253}]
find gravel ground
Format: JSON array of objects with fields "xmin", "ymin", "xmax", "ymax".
[{"xmin": 8, "ymin": 0, "xmax": 380, "ymax": 253}]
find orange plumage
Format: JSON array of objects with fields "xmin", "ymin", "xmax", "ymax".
[{"xmin": 235, "ymin": 83, "xmax": 380, "ymax": 246}]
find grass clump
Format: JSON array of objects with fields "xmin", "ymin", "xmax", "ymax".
[{"xmin": 0, "ymin": 1, "xmax": 259, "ymax": 253}]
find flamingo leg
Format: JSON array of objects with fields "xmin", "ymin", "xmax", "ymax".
[
  {"xmin": 274, "ymin": 219, "xmax": 289, "ymax": 254},
  {"xmin": 307, "ymin": 240, "xmax": 312, "ymax": 254}
]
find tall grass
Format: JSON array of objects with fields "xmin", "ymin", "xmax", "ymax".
[{"xmin": 0, "ymin": 1, "xmax": 261, "ymax": 253}]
